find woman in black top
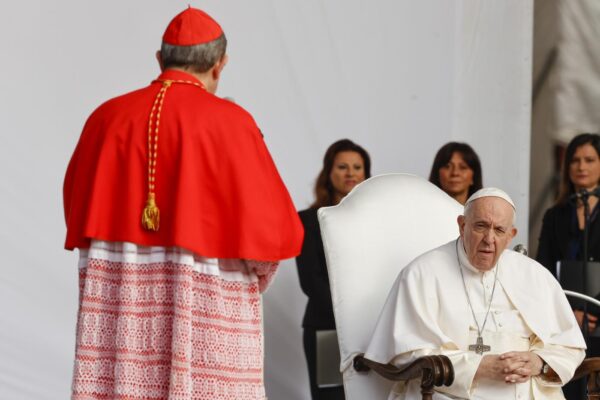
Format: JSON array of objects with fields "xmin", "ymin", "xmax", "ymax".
[
  {"xmin": 537, "ymin": 133, "xmax": 600, "ymax": 276},
  {"xmin": 296, "ymin": 139, "xmax": 371, "ymax": 400},
  {"xmin": 537, "ymin": 133, "xmax": 600, "ymax": 399}
]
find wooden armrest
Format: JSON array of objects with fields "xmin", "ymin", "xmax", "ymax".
[
  {"xmin": 353, "ymin": 354, "xmax": 454, "ymax": 400},
  {"xmin": 569, "ymin": 357, "xmax": 600, "ymax": 399},
  {"xmin": 572, "ymin": 358, "xmax": 600, "ymax": 382}
]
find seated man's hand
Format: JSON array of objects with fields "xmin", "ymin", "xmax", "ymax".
[
  {"xmin": 499, "ymin": 352, "xmax": 543, "ymax": 383},
  {"xmin": 475, "ymin": 352, "xmax": 543, "ymax": 383}
]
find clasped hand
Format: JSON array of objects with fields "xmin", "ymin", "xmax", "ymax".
[{"xmin": 475, "ymin": 351, "xmax": 543, "ymax": 384}]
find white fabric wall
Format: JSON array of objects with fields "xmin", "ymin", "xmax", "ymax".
[
  {"xmin": 0, "ymin": 1, "xmax": 531, "ymax": 399},
  {"xmin": 553, "ymin": 0, "xmax": 600, "ymax": 142}
]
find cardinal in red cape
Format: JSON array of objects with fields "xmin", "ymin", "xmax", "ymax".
[{"xmin": 64, "ymin": 7, "xmax": 303, "ymax": 400}]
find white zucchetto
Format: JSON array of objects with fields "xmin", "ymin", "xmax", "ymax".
[{"xmin": 465, "ymin": 187, "xmax": 516, "ymax": 210}]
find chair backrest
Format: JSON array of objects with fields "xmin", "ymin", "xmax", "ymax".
[
  {"xmin": 318, "ymin": 173, "xmax": 463, "ymax": 399},
  {"xmin": 564, "ymin": 291, "xmax": 600, "ymax": 308}
]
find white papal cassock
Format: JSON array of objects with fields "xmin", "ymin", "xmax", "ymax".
[{"xmin": 364, "ymin": 239, "xmax": 586, "ymax": 400}]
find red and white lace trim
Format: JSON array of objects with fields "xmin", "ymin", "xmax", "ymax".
[{"xmin": 72, "ymin": 241, "xmax": 278, "ymax": 400}]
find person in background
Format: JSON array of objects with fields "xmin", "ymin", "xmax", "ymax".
[
  {"xmin": 296, "ymin": 139, "xmax": 372, "ymax": 400},
  {"xmin": 429, "ymin": 142, "xmax": 483, "ymax": 205},
  {"xmin": 63, "ymin": 7, "xmax": 303, "ymax": 399},
  {"xmin": 537, "ymin": 133, "xmax": 600, "ymax": 400}
]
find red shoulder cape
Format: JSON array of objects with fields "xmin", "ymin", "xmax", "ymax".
[{"xmin": 64, "ymin": 70, "xmax": 303, "ymax": 261}]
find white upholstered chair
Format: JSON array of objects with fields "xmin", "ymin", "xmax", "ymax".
[
  {"xmin": 318, "ymin": 173, "xmax": 600, "ymax": 399},
  {"xmin": 317, "ymin": 173, "xmax": 462, "ymax": 399}
]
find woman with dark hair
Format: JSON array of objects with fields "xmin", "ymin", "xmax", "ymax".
[
  {"xmin": 429, "ymin": 142, "xmax": 483, "ymax": 204},
  {"xmin": 537, "ymin": 133, "xmax": 600, "ymax": 278},
  {"xmin": 296, "ymin": 139, "xmax": 371, "ymax": 400},
  {"xmin": 537, "ymin": 133, "xmax": 600, "ymax": 400}
]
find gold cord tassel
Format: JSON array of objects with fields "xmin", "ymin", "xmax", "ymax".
[
  {"xmin": 141, "ymin": 80, "xmax": 172, "ymax": 232},
  {"xmin": 142, "ymin": 193, "xmax": 160, "ymax": 231},
  {"xmin": 141, "ymin": 79, "xmax": 203, "ymax": 232}
]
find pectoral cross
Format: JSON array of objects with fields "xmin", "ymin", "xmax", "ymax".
[{"xmin": 468, "ymin": 336, "xmax": 491, "ymax": 354}]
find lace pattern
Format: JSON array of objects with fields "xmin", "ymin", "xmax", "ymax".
[{"xmin": 72, "ymin": 245, "xmax": 277, "ymax": 400}]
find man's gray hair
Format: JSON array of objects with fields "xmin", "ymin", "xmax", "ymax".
[{"xmin": 160, "ymin": 34, "xmax": 227, "ymax": 73}]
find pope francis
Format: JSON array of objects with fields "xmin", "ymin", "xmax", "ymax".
[{"xmin": 365, "ymin": 188, "xmax": 586, "ymax": 399}]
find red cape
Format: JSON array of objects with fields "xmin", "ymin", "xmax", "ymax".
[{"xmin": 64, "ymin": 70, "xmax": 303, "ymax": 261}]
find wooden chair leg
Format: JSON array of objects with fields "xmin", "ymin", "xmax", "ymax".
[{"xmin": 588, "ymin": 371, "xmax": 600, "ymax": 399}]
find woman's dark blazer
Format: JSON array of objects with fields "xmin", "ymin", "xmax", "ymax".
[
  {"xmin": 537, "ymin": 202, "xmax": 600, "ymax": 278},
  {"xmin": 295, "ymin": 207, "xmax": 336, "ymax": 329}
]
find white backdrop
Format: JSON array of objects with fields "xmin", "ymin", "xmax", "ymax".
[{"xmin": 0, "ymin": 1, "xmax": 532, "ymax": 399}]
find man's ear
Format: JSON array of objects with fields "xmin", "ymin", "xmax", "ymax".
[
  {"xmin": 510, "ymin": 226, "xmax": 518, "ymax": 239},
  {"xmin": 156, "ymin": 50, "xmax": 164, "ymax": 71},
  {"xmin": 212, "ymin": 54, "xmax": 228, "ymax": 80},
  {"xmin": 457, "ymin": 215, "xmax": 465, "ymax": 236}
]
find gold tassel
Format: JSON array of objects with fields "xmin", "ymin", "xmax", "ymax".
[
  {"xmin": 142, "ymin": 193, "xmax": 160, "ymax": 231},
  {"xmin": 140, "ymin": 80, "xmax": 203, "ymax": 232}
]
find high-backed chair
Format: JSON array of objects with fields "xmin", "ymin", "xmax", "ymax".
[
  {"xmin": 318, "ymin": 173, "xmax": 600, "ymax": 399},
  {"xmin": 317, "ymin": 174, "xmax": 461, "ymax": 399}
]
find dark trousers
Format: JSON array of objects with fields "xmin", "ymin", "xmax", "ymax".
[
  {"xmin": 303, "ymin": 328, "xmax": 345, "ymax": 400},
  {"xmin": 563, "ymin": 380, "xmax": 585, "ymax": 400}
]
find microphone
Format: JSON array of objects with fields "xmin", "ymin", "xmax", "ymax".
[
  {"xmin": 569, "ymin": 187, "xmax": 600, "ymax": 202},
  {"xmin": 513, "ymin": 244, "xmax": 528, "ymax": 256},
  {"xmin": 590, "ymin": 187, "xmax": 600, "ymax": 197}
]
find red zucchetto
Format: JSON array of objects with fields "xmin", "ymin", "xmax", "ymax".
[{"xmin": 162, "ymin": 6, "xmax": 223, "ymax": 46}]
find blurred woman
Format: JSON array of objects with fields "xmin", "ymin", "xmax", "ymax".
[
  {"xmin": 536, "ymin": 133, "xmax": 600, "ymax": 400},
  {"xmin": 296, "ymin": 139, "xmax": 371, "ymax": 400},
  {"xmin": 537, "ymin": 133, "xmax": 600, "ymax": 275},
  {"xmin": 429, "ymin": 142, "xmax": 483, "ymax": 204}
]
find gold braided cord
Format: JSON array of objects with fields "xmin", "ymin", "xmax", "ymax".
[
  {"xmin": 155, "ymin": 78, "xmax": 206, "ymax": 89},
  {"xmin": 141, "ymin": 78, "xmax": 206, "ymax": 231}
]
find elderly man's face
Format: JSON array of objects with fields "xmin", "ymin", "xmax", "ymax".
[{"xmin": 457, "ymin": 197, "xmax": 517, "ymax": 271}]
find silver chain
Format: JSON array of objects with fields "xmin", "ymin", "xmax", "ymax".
[{"xmin": 455, "ymin": 238, "xmax": 500, "ymax": 339}]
